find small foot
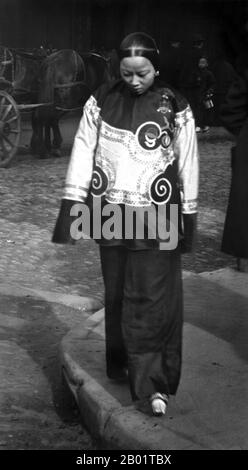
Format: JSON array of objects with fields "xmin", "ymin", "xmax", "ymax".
[{"xmin": 150, "ymin": 392, "xmax": 169, "ymax": 416}]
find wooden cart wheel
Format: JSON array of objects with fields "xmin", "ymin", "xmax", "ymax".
[{"xmin": 0, "ymin": 91, "xmax": 21, "ymax": 168}]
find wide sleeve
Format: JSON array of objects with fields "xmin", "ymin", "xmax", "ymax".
[
  {"xmin": 64, "ymin": 94, "xmax": 101, "ymax": 202},
  {"xmin": 52, "ymin": 95, "xmax": 100, "ymax": 244},
  {"xmin": 174, "ymin": 105, "xmax": 199, "ymax": 214},
  {"xmin": 174, "ymin": 105, "xmax": 199, "ymax": 252},
  {"xmin": 220, "ymin": 76, "xmax": 248, "ymax": 136}
]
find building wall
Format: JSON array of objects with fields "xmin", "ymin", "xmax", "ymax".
[
  {"xmin": 0, "ymin": 0, "xmax": 246, "ymax": 64},
  {"xmin": 0, "ymin": 0, "xmax": 22, "ymax": 47},
  {"xmin": 0, "ymin": 0, "xmax": 74, "ymax": 49}
]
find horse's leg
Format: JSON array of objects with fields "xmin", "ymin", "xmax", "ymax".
[
  {"xmin": 30, "ymin": 110, "xmax": 40, "ymax": 155},
  {"xmin": 39, "ymin": 122, "xmax": 51, "ymax": 158},
  {"xmin": 31, "ymin": 109, "xmax": 50, "ymax": 158},
  {"xmin": 44, "ymin": 123, "xmax": 52, "ymax": 154},
  {"xmin": 51, "ymin": 111, "xmax": 64, "ymax": 157}
]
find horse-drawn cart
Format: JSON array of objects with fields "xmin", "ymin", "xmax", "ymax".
[
  {"xmin": 0, "ymin": 46, "xmax": 52, "ymax": 168},
  {"xmin": 0, "ymin": 46, "xmax": 89, "ymax": 168},
  {"xmin": 0, "ymin": 86, "xmax": 52, "ymax": 168},
  {"xmin": 0, "ymin": 46, "xmax": 113, "ymax": 168}
]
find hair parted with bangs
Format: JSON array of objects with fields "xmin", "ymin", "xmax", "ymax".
[{"xmin": 118, "ymin": 32, "xmax": 160, "ymax": 71}]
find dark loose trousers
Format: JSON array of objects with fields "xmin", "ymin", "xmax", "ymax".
[{"xmin": 100, "ymin": 245, "xmax": 183, "ymax": 402}]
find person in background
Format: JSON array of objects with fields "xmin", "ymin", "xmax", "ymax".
[
  {"xmin": 52, "ymin": 32, "xmax": 199, "ymax": 416},
  {"xmin": 193, "ymin": 56, "xmax": 215, "ymax": 132},
  {"xmin": 220, "ymin": 70, "xmax": 248, "ymax": 273}
]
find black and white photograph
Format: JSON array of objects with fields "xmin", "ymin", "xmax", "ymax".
[{"xmin": 0, "ymin": 0, "xmax": 247, "ymax": 458}]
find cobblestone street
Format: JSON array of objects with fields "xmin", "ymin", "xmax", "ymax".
[{"xmin": 0, "ymin": 113, "xmax": 236, "ymax": 449}]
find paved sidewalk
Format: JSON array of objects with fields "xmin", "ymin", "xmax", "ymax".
[
  {"xmin": 60, "ymin": 268, "xmax": 248, "ymax": 450},
  {"xmin": 0, "ymin": 283, "xmax": 103, "ymax": 450}
]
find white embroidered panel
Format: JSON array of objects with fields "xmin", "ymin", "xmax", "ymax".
[{"xmin": 94, "ymin": 121, "xmax": 176, "ymax": 206}]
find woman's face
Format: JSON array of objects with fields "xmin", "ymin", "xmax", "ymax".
[{"xmin": 120, "ymin": 56, "xmax": 156, "ymax": 95}]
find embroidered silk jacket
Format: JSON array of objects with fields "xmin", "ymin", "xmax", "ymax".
[{"xmin": 53, "ymin": 79, "xmax": 199, "ymax": 249}]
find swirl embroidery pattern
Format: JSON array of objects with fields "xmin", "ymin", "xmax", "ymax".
[
  {"xmin": 136, "ymin": 121, "xmax": 174, "ymax": 151},
  {"xmin": 91, "ymin": 166, "xmax": 108, "ymax": 196},
  {"xmin": 149, "ymin": 173, "xmax": 172, "ymax": 204}
]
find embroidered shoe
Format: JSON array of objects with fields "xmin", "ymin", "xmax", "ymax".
[{"xmin": 150, "ymin": 392, "xmax": 169, "ymax": 416}]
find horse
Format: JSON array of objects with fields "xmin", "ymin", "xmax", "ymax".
[
  {"xmin": 30, "ymin": 49, "xmax": 87, "ymax": 158},
  {"xmin": 31, "ymin": 50, "xmax": 114, "ymax": 158},
  {"xmin": 81, "ymin": 51, "xmax": 112, "ymax": 91},
  {"xmin": 0, "ymin": 47, "xmax": 58, "ymax": 158}
]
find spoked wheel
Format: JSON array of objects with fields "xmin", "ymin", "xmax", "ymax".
[{"xmin": 0, "ymin": 91, "xmax": 21, "ymax": 168}]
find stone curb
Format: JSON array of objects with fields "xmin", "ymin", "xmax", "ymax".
[
  {"xmin": 59, "ymin": 267, "xmax": 248, "ymax": 450},
  {"xmin": 60, "ymin": 329, "xmax": 195, "ymax": 451}
]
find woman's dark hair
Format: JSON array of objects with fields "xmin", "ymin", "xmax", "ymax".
[{"xmin": 119, "ymin": 32, "xmax": 160, "ymax": 71}]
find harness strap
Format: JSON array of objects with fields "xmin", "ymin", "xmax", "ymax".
[{"xmin": 54, "ymin": 80, "xmax": 86, "ymax": 89}]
